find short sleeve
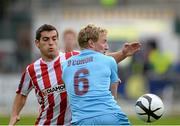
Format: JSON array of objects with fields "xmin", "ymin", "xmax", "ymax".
[
  {"xmin": 16, "ymin": 68, "xmax": 33, "ymax": 96},
  {"xmin": 109, "ymin": 57, "xmax": 120, "ymax": 84}
]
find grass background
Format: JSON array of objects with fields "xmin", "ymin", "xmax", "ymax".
[{"xmin": 1, "ymin": 115, "xmax": 180, "ymax": 125}]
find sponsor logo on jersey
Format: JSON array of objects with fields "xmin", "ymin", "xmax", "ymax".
[{"xmin": 42, "ymin": 84, "xmax": 66, "ymax": 96}]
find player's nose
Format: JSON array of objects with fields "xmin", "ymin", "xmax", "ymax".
[{"xmin": 49, "ymin": 39, "xmax": 54, "ymax": 45}]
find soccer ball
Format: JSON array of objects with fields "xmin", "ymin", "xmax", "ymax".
[{"xmin": 135, "ymin": 93, "xmax": 164, "ymax": 123}]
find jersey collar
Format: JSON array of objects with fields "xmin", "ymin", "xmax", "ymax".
[{"xmin": 80, "ymin": 49, "xmax": 100, "ymax": 55}]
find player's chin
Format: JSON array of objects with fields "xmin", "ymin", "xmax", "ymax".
[
  {"xmin": 103, "ymin": 50, "xmax": 107, "ymax": 54},
  {"xmin": 48, "ymin": 52, "xmax": 57, "ymax": 57},
  {"xmin": 99, "ymin": 51, "xmax": 106, "ymax": 54}
]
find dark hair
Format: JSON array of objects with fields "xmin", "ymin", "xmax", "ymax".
[{"xmin": 35, "ymin": 24, "xmax": 59, "ymax": 40}]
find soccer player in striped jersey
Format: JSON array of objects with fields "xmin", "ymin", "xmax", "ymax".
[
  {"xmin": 9, "ymin": 24, "xmax": 79, "ymax": 125},
  {"xmin": 9, "ymin": 24, "xmax": 140, "ymax": 125}
]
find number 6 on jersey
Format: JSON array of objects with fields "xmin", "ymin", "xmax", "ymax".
[{"xmin": 74, "ymin": 68, "xmax": 89, "ymax": 95}]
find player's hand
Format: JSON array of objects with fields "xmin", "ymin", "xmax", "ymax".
[
  {"xmin": 122, "ymin": 42, "xmax": 141, "ymax": 57},
  {"xmin": 9, "ymin": 115, "xmax": 20, "ymax": 126}
]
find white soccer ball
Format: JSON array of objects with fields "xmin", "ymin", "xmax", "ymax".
[{"xmin": 135, "ymin": 93, "xmax": 164, "ymax": 122}]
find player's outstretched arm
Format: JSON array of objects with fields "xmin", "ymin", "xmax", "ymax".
[
  {"xmin": 9, "ymin": 93, "xmax": 27, "ymax": 125},
  {"xmin": 107, "ymin": 42, "xmax": 141, "ymax": 63}
]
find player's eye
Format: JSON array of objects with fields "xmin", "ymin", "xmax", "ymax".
[
  {"xmin": 42, "ymin": 37, "xmax": 49, "ymax": 41},
  {"xmin": 52, "ymin": 36, "xmax": 58, "ymax": 41},
  {"xmin": 52, "ymin": 38, "xmax": 57, "ymax": 41}
]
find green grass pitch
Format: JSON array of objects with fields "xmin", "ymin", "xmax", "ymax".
[{"xmin": 0, "ymin": 115, "xmax": 180, "ymax": 125}]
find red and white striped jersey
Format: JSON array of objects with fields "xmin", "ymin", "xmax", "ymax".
[{"xmin": 16, "ymin": 51, "xmax": 79, "ymax": 125}]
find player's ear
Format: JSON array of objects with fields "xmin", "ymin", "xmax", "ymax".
[
  {"xmin": 88, "ymin": 39, "xmax": 95, "ymax": 48},
  {"xmin": 35, "ymin": 40, "xmax": 40, "ymax": 48}
]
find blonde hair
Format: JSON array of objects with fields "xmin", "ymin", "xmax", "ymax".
[{"xmin": 78, "ymin": 24, "xmax": 107, "ymax": 48}]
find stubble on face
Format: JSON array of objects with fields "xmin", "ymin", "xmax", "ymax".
[{"xmin": 37, "ymin": 30, "xmax": 59, "ymax": 61}]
